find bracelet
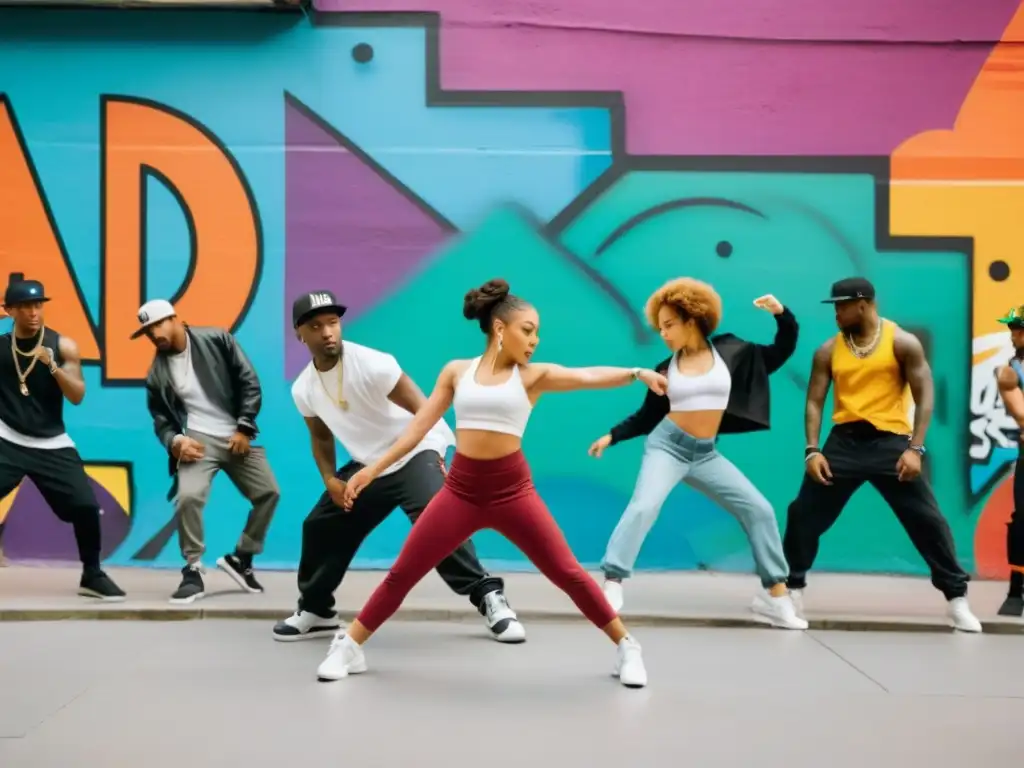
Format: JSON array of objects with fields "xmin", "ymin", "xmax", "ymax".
[
  {"xmin": 630, "ymin": 367, "xmax": 641, "ymax": 381},
  {"xmin": 804, "ymin": 446, "xmax": 820, "ymax": 458}
]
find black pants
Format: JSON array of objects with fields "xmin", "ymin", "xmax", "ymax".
[
  {"xmin": 0, "ymin": 437, "xmax": 101, "ymax": 569},
  {"xmin": 1008, "ymin": 456, "xmax": 1024, "ymax": 592},
  {"xmin": 296, "ymin": 449, "xmax": 504, "ymax": 617},
  {"xmin": 783, "ymin": 422, "xmax": 969, "ymax": 600}
]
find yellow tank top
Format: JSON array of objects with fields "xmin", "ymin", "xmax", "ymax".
[{"xmin": 830, "ymin": 320, "xmax": 912, "ymax": 435}]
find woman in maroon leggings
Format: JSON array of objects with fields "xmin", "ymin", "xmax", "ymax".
[{"xmin": 317, "ymin": 278, "xmax": 668, "ymax": 688}]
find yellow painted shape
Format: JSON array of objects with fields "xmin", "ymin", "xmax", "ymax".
[{"xmin": 0, "ymin": 482, "xmax": 21, "ymax": 524}]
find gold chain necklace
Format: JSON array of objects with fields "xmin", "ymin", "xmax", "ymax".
[
  {"xmin": 11, "ymin": 326, "xmax": 45, "ymax": 397},
  {"xmin": 316, "ymin": 358, "xmax": 349, "ymax": 411},
  {"xmin": 843, "ymin": 321, "xmax": 883, "ymax": 359}
]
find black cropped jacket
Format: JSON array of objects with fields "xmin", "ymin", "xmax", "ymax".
[{"xmin": 608, "ymin": 307, "xmax": 799, "ymax": 445}]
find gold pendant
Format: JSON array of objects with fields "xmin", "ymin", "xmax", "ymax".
[
  {"xmin": 339, "ymin": 400, "xmax": 349, "ymax": 411},
  {"xmin": 19, "ymin": 381, "xmax": 29, "ymax": 396}
]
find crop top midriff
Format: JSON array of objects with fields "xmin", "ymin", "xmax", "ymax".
[
  {"xmin": 666, "ymin": 348, "xmax": 732, "ymax": 412},
  {"xmin": 452, "ymin": 357, "xmax": 533, "ymax": 438}
]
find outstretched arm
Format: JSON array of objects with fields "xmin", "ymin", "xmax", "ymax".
[
  {"xmin": 50, "ymin": 336, "xmax": 86, "ymax": 405},
  {"xmin": 530, "ymin": 364, "xmax": 665, "ymax": 394},
  {"xmin": 759, "ymin": 307, "xmax": 799, "ymax": 374},
  {"xmin": 894, "ymin": 329, "xmax": 933, "ymax": 447},
  {"xmin": 367, "ymin": 363, "xmax": 458, "ymax": 477},
  {"xmin": 606, "ymin": 356, "xmax": 672, "ymax": 445},
  {"xmin": 805, "ymin": 340, "xmax": 834, "ymax": 450}
]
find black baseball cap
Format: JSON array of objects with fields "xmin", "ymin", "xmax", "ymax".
[
  {"xmin": 292, "ymin": 290, "xmax": 347, "ymax": 327},
  {"xmin": 3, "ymin": 272, "xmax": 50, "ymax": 307},
  {"xmin": 822, "ymin": 277, "xmax": 875, "ymax": 304}
]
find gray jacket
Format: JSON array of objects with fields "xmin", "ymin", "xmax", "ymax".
[{"xmin": 145, "ymin": 326, "xmax": 262, "ymax": 477}]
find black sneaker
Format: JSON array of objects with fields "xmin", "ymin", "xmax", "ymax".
[
  {"xmin": 217, "ymin": 553, "xmax": 263, "ymax": 594},
  {"xmin": 170, "ymin": 563, "xmax": 205, "ymax": 604},
  {"xmin": 78, "ymin": 568, "xmax": 126, "ymax": 602},
  {"xmin": 998, "ymin": 594, "xmax": 1024, "ymax": 617}
]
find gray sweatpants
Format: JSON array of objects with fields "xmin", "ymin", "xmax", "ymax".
[{"xmin": 175, "ymin": 429, "xmax": 281, "ymax": 564}]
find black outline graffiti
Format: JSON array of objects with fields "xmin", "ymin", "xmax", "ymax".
[
  {"xmin": 99, "ymin": 95, "xmax": 265, "ymax": 386},
  {"xmin": 0, "ymin": 94, "xmax": 103, "ymax": 365}
]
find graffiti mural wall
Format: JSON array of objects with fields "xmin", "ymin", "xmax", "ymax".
[{"xmin": 0, "ymin": 2, "xmax": 1021, "ymax": 576}]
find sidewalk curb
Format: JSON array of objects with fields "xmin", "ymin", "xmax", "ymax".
[{"xmin": 1, "ymin": 606, "xmax": 1021, "ymax": 634}]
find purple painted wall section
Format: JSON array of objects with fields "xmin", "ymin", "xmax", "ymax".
[
  {"xmin": 284, "ymin": 101, "xmax": 452, "ymax": 378},
  {"xmin": 321, "ymin": 0, "xmax": 1019, "ymax": 155}
]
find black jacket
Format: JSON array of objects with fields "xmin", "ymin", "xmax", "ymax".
[
  {"xmin": 145, "ymin": 326, "xmax": 262, "ymax": 477},
  {"xmin": 608, "ymin": 307, "xmax": 799, "ymax": 444}
]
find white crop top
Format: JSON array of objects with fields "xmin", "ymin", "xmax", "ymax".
[
  {"xmin": 666, "ymin": 348, "xmax": 732, "ymax": 412},
  {"xmin": 452, "ymin": 357, "xmax": 533, "ymax": 438}
]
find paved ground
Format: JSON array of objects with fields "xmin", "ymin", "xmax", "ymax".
[
  {"xmin": 0, "ymin": 619, "xmax": 1021, "ymax": 767},
  {"xmin": 1, "ymin": 564, "xmax": 1023, "ymax": 632}
]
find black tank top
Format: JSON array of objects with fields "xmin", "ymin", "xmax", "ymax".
[{"xmin": 0, "ymin": 327, "xmax": 67, "ymax": 439}]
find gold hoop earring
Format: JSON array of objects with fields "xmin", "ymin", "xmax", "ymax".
[{"xmin": 497, "ymin": 334, "xmax": 503, "ymax": 352}]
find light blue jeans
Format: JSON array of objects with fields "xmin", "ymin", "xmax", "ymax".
[{"xmin": 601, "ymin": 419, "xmax": 789, "ymax": 588}]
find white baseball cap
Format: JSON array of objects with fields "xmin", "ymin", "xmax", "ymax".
[{"xmin": 131, "ymin": 299, "xmax": 177, "ymax": 339}]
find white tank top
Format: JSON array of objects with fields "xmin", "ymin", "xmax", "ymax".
[
  {"xmin": 453, "ymin": 357, "xmax": 533, "ymax": 438},
  {"xmin": 666, "ymin": 348, "xmax": 732, "ymax": 412}
]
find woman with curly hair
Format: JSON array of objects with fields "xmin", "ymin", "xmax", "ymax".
[
  {"xmin": 314, "ymin": 278, "xmax": 669, "ymax": 688},
  {"xmin": 588, "ymin": 277, "xmax": 806, "ymax": 629}
]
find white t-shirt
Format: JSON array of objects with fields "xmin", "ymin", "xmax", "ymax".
[
  {"xmin": 168, "ymin": 337, "xmax": 238, "ymax": 440},
  {"xmin": 291, "ymin": 340, "xmax": 455, "ymax": 477}
]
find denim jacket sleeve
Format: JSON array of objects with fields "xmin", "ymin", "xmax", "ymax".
[
  {"xmin": 757, "ymin": 307, "xmax": 799, "ymax": 375},
  {"xmin": 607, "ymin": 355, "xmax": 672, "ymax": 445}
]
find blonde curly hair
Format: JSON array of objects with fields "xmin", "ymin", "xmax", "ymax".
[{"xmin": 645, "ymin": 277, "xmax": 723, "ymax": 336}]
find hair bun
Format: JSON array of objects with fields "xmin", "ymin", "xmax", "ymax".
[{"xmin": 462, "ymin": 278, "xmax": 510, "ymax": 320}]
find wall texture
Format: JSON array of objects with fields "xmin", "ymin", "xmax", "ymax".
[{"xmin": 0, "ymin": 2, "xmax": 1021, "ymax": 578}]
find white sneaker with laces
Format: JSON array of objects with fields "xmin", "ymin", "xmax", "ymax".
[
  {"xmin": 316, "ymin": 633, "xmax": 369, "ymax": 681},
  {"xmin": 789, "ymin": 588, "xmax": 805, "ymax": 618},
  {"xmin": 481, "ymin": 591, "xmax": 527, "ymax": 643},
  {"xmin": 603, "ymin": 580, "xmax": 624, "ymax": 613},
  {"xmin": 751, "ymin": 591, "xmax": 809, "ymax": 630},
  {"xmin": 614, "ymin": 635, "xmax": 647, "ymax": 688},
  {"xmin": 273, "ymin": 611, "xmax": 342, "ymax": 642},
  {"xmin": 947, "ymin": 597, "xmax": 982, "ymax": 633}
]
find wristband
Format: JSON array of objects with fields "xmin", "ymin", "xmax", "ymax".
[
  {"xmin": 804, "ymin": 446, "xmax": 820, "ymax": 458},
  {"xmin": 630, "ymin": 368, "xmax": 641, "ymax": 381},
  {"xmin": 804, "ymin": 451, "xmax": 822, "ymax": 463}
]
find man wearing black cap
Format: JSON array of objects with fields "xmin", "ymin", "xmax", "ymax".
[
  {"xmin": 992, "ymin": 305, "xmax": 1024, "ymax": 616},
  {"xmin": 273, "ymin": 290, "xmax": 526, "ymax": 643},
  {"xmin": 0, "ymin": 273, "xmax": 125, "ymax": 600},
  {"xmin": 782, "ymin": 277, "xmax": 981, "ymax": 631},
  {"xmin": 134, "ymin": 298, "xmax": 281, "ymax": 604}
]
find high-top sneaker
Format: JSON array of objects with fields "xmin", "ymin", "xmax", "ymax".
[
  {"xmin": 273, "ymin": 611, "xmax": 342, "ymax": 642},
  {"xmin": 316, "ymin": 632, "xmax": 368, "ymax": 682},
  {"xmin": 603, "ymin": 579, "xmax": 624, "ymax": 612},
  {"xmin": 216, "ymin": 553, "xmax": 263, "ymax": 594},
  {"xmin": 480, "ymin": 590, "xmax": 526, "ymax": 643},
  {"xmin": 613, "ymin": 635, "xmax": 647, "ymax": 688},
  {"xmin": 170, "ymin": 563, "xmax": 205, "ymax": 604},
  {"xmin": 751, "ymin": 591, "xmax": 808, "ymax": 630},
  {"xmin": 947, "ymin": 597, "xmax": 982, "ymax": 633},
  {"xmin": 78, "ymin": 568, "xmax": 126, "ymax": 602}
]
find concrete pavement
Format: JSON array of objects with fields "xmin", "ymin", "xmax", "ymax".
[
  {"xmin": 0, "ymin": 619, "xmax": 1021, "ymax": 767},
  {"xmin": 1, "ymin": 563, "xmax": 1023, "ymax": 633}
]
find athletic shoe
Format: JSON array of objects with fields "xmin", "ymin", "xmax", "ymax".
[
  {"xmin": 480, "ymin": 590, "xmax": 526, "ymax": 643},
  {"xmin": 789, "ymin": 588, "xmax": 805, "ymax": 618},
  {"xmin": 997, "ymin": 594, "xmax": 1024, "ymax": 617},
  {"xmin": 613, "ymin": 635, "xmax": 647, "ymax": 688},
  {"xmin": 216, "ymin": 553, "xmax": 263, "ymax": 593},
  {"xmin": 169, "ymin": 563, "xmax": 205, "ymax": 604},
  {"xmin": 603, "ymin": 580, "xmax": 624, "ymax": 612},
  {"xmin": 317, "ymin": 632, "xmax": 368, "ymax": 681},
  {"xmin": 751, "ymin": 591, "xmax": 809, "ymax": 630},
  {"xmin": 947, "ymin": 597, "xmax": 982, "ymax": 633},
  {"xmin": 78, "ymin": 568, "xmax": 126, "ymax": 602},
  {"xmin": 273, "ymin": 611, "xmax": 342, "ymax": 642}
]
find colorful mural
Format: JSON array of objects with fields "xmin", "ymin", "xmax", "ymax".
[{"xmin": 0, "ymin": 3, "xmax": 1021, "ymax": 578}]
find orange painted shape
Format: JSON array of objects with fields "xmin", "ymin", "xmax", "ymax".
[
  {"xmin": 974, "ymin": 473, "xmax": 1015, "ymax": 580},
  {"xmin": 0, "ymin": 481, "xmax": 21, "ymax": 524},
  {"xmin": 103, "ymin": 98, "xmax": 259, "ymax": 382},
  {"xmin": 0, "ymin": 99, "xmax": 100, "ymax": 357}
]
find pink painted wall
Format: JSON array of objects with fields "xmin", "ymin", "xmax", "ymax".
[{"xmin": 326, "ymin": 0, "xmax": 1019, "ymax": 155}]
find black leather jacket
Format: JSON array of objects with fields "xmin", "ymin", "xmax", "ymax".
[{"xmin": 145, "ymin": 326, "xmax": 262, "ymax": 477}]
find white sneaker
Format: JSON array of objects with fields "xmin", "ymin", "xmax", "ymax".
[
  {"xmin": 603, "ymin": 580, "xmax": 624, "ymax": 613},
  {"xmin": 273, "ymin": 611, "xmax": 342, "ymax": 642},
  {"xmin": 947, "ymin": 597, "xmax": 982, "ymax": 633},
  {"xmin": 614, "ymin": 635, "xmax": 647, "ymax": 688},
  {"xmin": 316, "ymin": 633, "xmax": 368, "ymax": 681},
  {"xmin": 789, "ymin": 588, "xmax": 805, "ymax": 618},
  {"xmin": 751, "ymin": 591, "xmax": 808, "ymax": 630},
  {"xmin": 481, "ymin": 591, "xmax": 527, "ymax": 643}
]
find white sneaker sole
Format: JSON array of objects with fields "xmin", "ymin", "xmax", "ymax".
[
  {"xmin": 169, "ymin": 592, "xmax": 205, "ymax": 605},
  {"xmin": 273, "ymin": 624, "xmax": 342, "ymax": 642},
  {"xmin": 751, "ymin": 598, "xmax": 808, "ymax": 630},
  {"xmin": 317, "ymin": 658, "xmax": 368, "ymax": 682},
  {"xmin": 77, "ymin": 588, "xmax": 126, "ymax": 603}
]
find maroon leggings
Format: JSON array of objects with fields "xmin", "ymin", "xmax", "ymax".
[{"xmin": 356, "ymin": 450, "xmax": 618, "ymax": 632}]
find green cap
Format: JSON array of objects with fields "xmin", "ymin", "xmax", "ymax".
[{"xmin": 997, "ymin": 305, "xmax": 1024, "ymax": 328}]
